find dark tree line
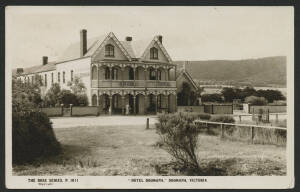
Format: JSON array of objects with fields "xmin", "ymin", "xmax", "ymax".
[{"xmin": 201, "ymin": 87, "xmax": 285, "ymax": 104}]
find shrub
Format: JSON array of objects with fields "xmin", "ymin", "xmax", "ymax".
[
  {"xmin": 245, "ymin": 96, "xmax": 268, "ymax": 106},
  {"xmin": 197, "ymin": 113, "xmax": 211, "ymax": 120},
  {"xmin": 201, "ymin": 93, "xmax": 223, "ymax": 103},
  {"xmin": 59, "ymin": 90, "xmax": 78, "ymax": 107},
  {"xmin": 155, "ymin": 113, "xmax": 200, "ymax": 170},
  {"xmin": 12, "ymin": 111, "xmax": 61, "ymax": 164},
  {"xmin": 210, "ymin": 115, "xmax": 235, "ymax": 123}
]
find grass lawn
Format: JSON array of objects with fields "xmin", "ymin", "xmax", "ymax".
[{"xmin": 13, "ymin": 125, "xmax": 286, "ymax": 176}]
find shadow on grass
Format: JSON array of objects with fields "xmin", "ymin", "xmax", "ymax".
[
  {"xmin": 17, "ymin": 144, "xmax": 93, "ymax": 168},
  {"xmin": 153, "ymin": 157, "xmax": 285, "ymax": 176}
]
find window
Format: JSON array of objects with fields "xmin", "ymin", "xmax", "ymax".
[
  {"xmin": 71, "ymin": 70, "xmax": 73, "ymax": 81},
  {"xmin": 45, "ymin": 74, "xmax": 47, "ymax": 86},
  {"xmin": 157, "ymin": 70, "xmax": 162, "ymax": 80},
  {"xmin": 40, "ymin": 75, "xmax": 43, "ymax": 86},
  {"xmin": 51, "ymin": 73, "xmax": 54, "ymax": 84},
  {"xmin": 150, "ymin": 47, "xmax": 158, "ymax": 59},
  {"xmin": 150, "ymin": 68, "xmax": 156, "ymax": 80},
  {"xmin": 105, "ymin": 44, "xmax": 114, "ymax": 57},
  {"xmin": 105, "ymin": 67, "xmax": 110, "ymax": 80},
  {"xmin": 92, "ymin": 66, "xmax": 97, "ymax": 80},
  {"xmin": 58, "ymin": 72, "xmax": 60, "ymax": 83},
  {"xmin": 63, "ymin": 71, "xmax": 65, "ymax": 83},
  {"xmin": 112, "ymin": 68, "xmax": 118, "ymax": 80}
]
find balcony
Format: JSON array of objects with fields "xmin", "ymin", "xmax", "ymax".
[{"xmin": 91, "ymin": 80, "xmax": 176, "ymax": 88}]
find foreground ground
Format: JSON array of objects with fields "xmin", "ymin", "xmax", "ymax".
[{"xmin": 13, "ymin": 118, "xmax": 286, "ymax": 176}]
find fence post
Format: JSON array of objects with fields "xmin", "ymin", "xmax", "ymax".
[
  {"xmin": 70, "ymin": 104, "xmax": 73, "ymax": 116},
  {"xmin": 266, "ymin": 109, "xmax": 269, "ymax": 123},
  {"xmin": 220, "ymin": 124, "xmax": 224, "ymax": 138},
  {"xmin": 276, "ymin": 113, "xmax": 279, "ymax": 122},
  {"xmin": 211, "ymin": 104, "xmax": 214, "ymax": 114},
  {"xmin": 250, "ymin": 126, "xmax": 255, "ymax": 144},
  {"xmin": 239, "ymin": 115, "xmax": 242, "ymax": 122},
  {"xmin": 146, "ymin": 118, "xmax": 149, "ymax": 129}
]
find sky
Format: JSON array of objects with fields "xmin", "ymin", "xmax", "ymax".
[{"xmin": 6, "ymin": 6, "xmax": 293, "ymax": 69}]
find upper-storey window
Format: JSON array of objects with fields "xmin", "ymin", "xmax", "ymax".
[
  {"xmin": 63, "ymin": 71, "xmax": 65, "ymax": 83},
  {"xmin": 105, "ymin": 44, "xmax": 114, "ymax": 57},
  {"xmin": 150, "ymin": 47, "xmax": 158, "ymax": 60},
  {"xmin": 45, "ymin": 74, "xmax": 47, "ymax": 86},
  {"xmin": 92, "ymin": 66, "xmax": 97, "ymax": 80},
  {"xmin": 51, "ymin": 73, "xmax": 54, "ymax": 84}
]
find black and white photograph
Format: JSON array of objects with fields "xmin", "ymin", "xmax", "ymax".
[{"xmin": 5, "ymin": 6, "xmax": 294, "ymax": 189}]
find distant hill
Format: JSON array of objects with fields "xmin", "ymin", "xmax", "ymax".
[{"xmin": 174, "ymin": 56, "xmax": 286, "ymax": 87}]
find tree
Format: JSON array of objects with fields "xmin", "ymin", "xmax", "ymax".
[
  {"xmin": 221, "ymin": 87, "xmax": 242, "ymax": 102},
  {"xmin": 67, "ymin": 76, "xmax": 86, "ymax": 95},
  {"xmin": 245, "ymin": 96, "xmax": 268, "ymax": 106},
  {"xmin": 44, "ymin": 83, "xmax": 61, "ymax": 107},
  {"xmin": 12, "ymin": 76, "xmax": 61, "ymax": 164},
  {"xmin": 201, "ymin": 93, "xmax": 223, "ymax": 103},
  {"xmin": 177, "ymin": 82, "xmax": 199, "ymax": 106},
  {"xmin": 12, "ymin": 76, "xmax": 42, "ymax": 112},
  {"xmin": 255, "ymin": 89, "xmax": 286, "ymax": 103},
  {"xmin": 58, "ymin": 90, "xmax": 79, "ymax": 107},
  {"xmin": 67, "ymin": 76, "xmax": 89, "ymax": 106}
]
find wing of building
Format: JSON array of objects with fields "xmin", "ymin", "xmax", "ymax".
[{"xmin": 15, "ymin": 30, "xmax": 178, "ymax": 115}]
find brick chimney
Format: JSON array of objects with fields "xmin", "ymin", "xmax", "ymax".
[
  {"xmin": 80, "ymin": 29, "xmax": 87, "ymax": 57},
  {"xmin": 157, "ymin": 35, "xmax": 163, "ymax": 44},
  {"xmin": 42, "ymin": 56, "xmax": 48, "ymax": 65},
  {"xmin": 17, "ymin": 68, "xmax": 23, "ymax": 74},
  {"xmin": 125, "ymin": 36, "xmax": 132, "ymax": 42}
]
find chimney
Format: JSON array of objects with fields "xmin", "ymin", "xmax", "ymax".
[
  {"xmin": 80, "ymin": 29, "xmax": 87, "ymax": 57},
  {"xmin": 17, "ymin": 68, "xmax": 23, "ymax": 74},
  {"xmin": 42, "ymin": 56, "xmax": 48, "ymax": 65},
  {"xmin": 157, "ymin": 35, "xmax": 163, "ymax": 44},
  {"xmin": 125, "ymin": 36, "xmax": 132, "ymax": 42}
]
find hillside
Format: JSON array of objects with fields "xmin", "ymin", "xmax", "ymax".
[{"xmin": 174, "ymin": 56, "xmax": 286, "ymax": 87}]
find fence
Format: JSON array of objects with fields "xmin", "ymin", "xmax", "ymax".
[
  {"xmin": 247, "ymin": 105, "xmax": 286, "ymax": 113},
  {"xmin": 40, "ymin": 106, "xmax": 99, "ymax": 117},
  {"xmin": 178, "ymin": 104, "xmax": 233, "ymax": 114},
  {"xmin": 194, "ymin": 120, "xmax": 286, "ymax": 146},
  {"xmin": 71, "ymin": 106, "xmax": 99, "ymax": 116},
  {"xmin": 234, "ymin": 113, "xmax": 286, "ymax": 123},
  {"xmin": 177, "ymin": 106, "xmax": 205, "ymax": 113},
  {"xmin": 40, "ymin": 107, "xmax": 62, "ymax": 117}
]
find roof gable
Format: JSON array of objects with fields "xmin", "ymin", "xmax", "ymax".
[
  {"xmin": 140, "ymin": 36, "xmax": 172, "ymax": 63},
  {"xmin": 91, "ymin": 32, "xmax": 132, "ymax": 61},
  {"xmin": 177, "ymin": 69, "xmax": 198, "ymax": 91}
]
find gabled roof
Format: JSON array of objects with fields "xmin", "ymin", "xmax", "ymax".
[
  {"xmin": 15, "ymin": 32, "xmax": 174, "ymax": 75},
  {"xmin": 140, "ymin": 36, "xmax": 172, "ymax": 62},
  {"xmin": 177, "ymin": 68, "xmax": 199, "ymax": 91},
  {"xmin": 91, "ymin": 32, "xmax": 132, "ymax": 61}
]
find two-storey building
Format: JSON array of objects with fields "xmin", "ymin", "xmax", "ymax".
[{"xmin": 16, "ymin": 29, "xmax": 178, "ymax": 115}]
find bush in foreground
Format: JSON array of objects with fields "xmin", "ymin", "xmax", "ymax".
[
  {"xmin": 155, "ymin": 113, "xmax": 200, "ymax": 170},
  {"xmin": 12, "ymin": 111, "xmax": 61, "ymax": 164},
  {"xmin": 210, "ymin": 115, "xmax": 235, "ymax": 123}
]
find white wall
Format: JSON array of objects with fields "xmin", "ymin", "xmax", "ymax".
[{"xmin": 55, "ymin": 57, "xmax": 92, "ymax": 105}]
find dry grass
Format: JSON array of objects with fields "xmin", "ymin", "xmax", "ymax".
[{"xmin": 13, "ymin": 125, "xmax": 286, "ymax": 176}]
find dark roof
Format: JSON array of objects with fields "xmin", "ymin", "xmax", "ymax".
[{"xmin": 15, "ymin": 62, "xmax": 56, "ymax": 76}]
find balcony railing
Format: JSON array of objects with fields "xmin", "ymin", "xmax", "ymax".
[{"xmin": 91, "ymin": 80, "xmax": 176, "ymax": 88}]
